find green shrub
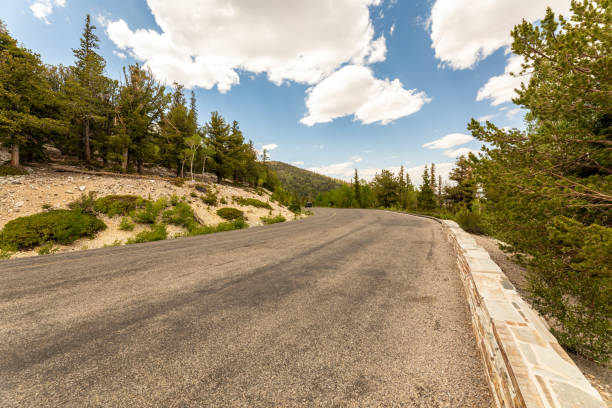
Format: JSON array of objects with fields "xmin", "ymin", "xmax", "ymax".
[
  {"xmin": 119, "ymin": 217, "xmax": 135, "ymax": 231},
  {"xmin": 455, "ymin": 205, "xmax": 486, "ymax": 234},
  {"xmin": 126, "ymin": 224, "xmax": 168, "ymax": 244},
  {"xmin": 170, "ymin": 193, "xmax": 180, "ymax": 206},
  {"xmin": 195, "ymin": 184, "xmax": 207, "ymax": 193},
  {"xmin": 201, "ymin": 193, "xmax": 217, "ymax": 206},
  {"xmin": 68, "ymin": 192, "xmax": 97, "ymax": 214},
  {"xmin": 186, "ymin": 218, "xmax": 248, "ymax": 236},
  {"xmin": 190, "ymin": 192, "xmax": 198, "ymax": 198},
  {"xmin": 220, "ymin": 197, "xmax": 227, "ymax": 204},
  {"xmin": 104, "ymin": 239, "xmax": 123, "ymax": 247},
  {"xmin": 261, "ymin": 215, "xmax": 286, "ymax": 224},
  {"xmin": 37, "ymin": 242, "xmax": 59, "ymax": 255},
  {"xmin": 233, "ymin": 196, "xmax": 272, "ymax": 209},
  {"xmin": 42, "ymin": 203, "xmax": 52, "ymax": 210},
  {"xmin": 162, "ymin": 202, "xmax": 196, "ymax": 229},
  {"xmin": 216, "ymin": 207, "xmax": 244, "ymax": 220},
  {"xmin": 0, "ymin": 248, "xmax": 15, "ymax": 259},
  {"xmin": 94, "ymin": 195, "xmax": 145, "ymax": 217},
  {"xmin": 133, "ymin": 198, "xmax": 168, "ymax": 224},
  {"xmin": 0, "ymin": 165, "xmax": 28, "ymax": 176},
  {"xmin": 0, "ymin": 210, "xmax": 106, "ymax": 250}
]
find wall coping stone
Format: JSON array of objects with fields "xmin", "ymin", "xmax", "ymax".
[{"xmin": 434, "ymin": 217, "xmax": 605, "ymax": 408}]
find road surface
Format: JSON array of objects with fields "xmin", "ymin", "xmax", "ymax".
[{"xmin": 0, "ymin": 208, "xmax": 493, "ymax": 407}]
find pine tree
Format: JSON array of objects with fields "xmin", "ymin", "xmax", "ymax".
[
  {"xmin": 205, "ymin": 111, "xmax": 232, "ymax": 183},
  {"xmin": 71, "ymin": 14, "xmax": 107, "ymax": 163},
  {"xmin": 417, "ymin": 165, "xmax": 437, "ymax": 210},
  {"xmin": 0, "ymin": 22, "xmax": 64, "ymax": 166},
  {"xmin": 115, "ymin": 65, "xmax": 167, "ymax": 173},
  {"xmin": 353, "ymin": 168, "xmax": 361, "ymax": 207}
]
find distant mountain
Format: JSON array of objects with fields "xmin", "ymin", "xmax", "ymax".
[{"xmin": 268, "ymin": 161, "xmax": 346, "ymax": 200}]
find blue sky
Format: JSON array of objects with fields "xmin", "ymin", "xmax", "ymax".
[{"xmin": 3, "ymin": 0, "xmax": 570, "ymax": 182}]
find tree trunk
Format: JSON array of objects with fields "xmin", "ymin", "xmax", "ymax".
[
  {"xmin": 180, "ymin": 160, "xmax": 185, "ymax": 178},
  {"xmin": 121, "ymin": 149, "xmax": 129, "ymax": 173},
  {"xmin": 217, "ymin": 173, "xmax": 222, "ymax": 183},
  {"xmin": 176, "ymin": 161, "xmax": 182, "ymax": 177},
  {"xmin": 83, "ymin": 119, "xmax": 92, "ymax": 163},
  {"xmin": 190, "ymin": 154, "xmax": 195, "ymax": 181},
  {"xmin": 10, "ymin": 143, "xmax": 20, "ymax": 167},
  {"xmin": 137, "ymin": 159, "xmax": 144, "ymax": 174}
]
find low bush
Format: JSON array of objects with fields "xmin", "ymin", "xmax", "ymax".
[
  {"xmin": 233, "ymin": 196, "xmax": 272, "ymax": 209},
  {"xmin": 94, "ymin": 195, "xmax": 145, "ymax": 217},
  {"xmin": 126, "ymin": 224, "xmax": 168, "ymax": 244},
  {"xmin": 0, "ymin": 248, "xmax": 14, "ymax": 259},
  {"xmin": 261, "ymin": 215, "xmax": 286, "ymax": 224},
  {"xmin": 37, "ymin": 242, "xmax": 59, "ymax": 255},
  {"xmin": 0, "ymin": 210, "xmax": 106, "ymax": 250},
  {"xmin": 216, "ymin": 207, "xmax": 244, "ymax": 220},
  {"xmin": 162, "ymin": 202, "xmax": 196, "ymax": 229},
  {"xmin": 42, "ymin": 203, "xmax": 52, "ymax": 210},
  {"xmin": 220, "ymin": 197, "xmax": 227, "ymax": 204},
  {"xmin": 170, "ymin": 194, "xmax": 180, "ymax": 206},
  {"xmin": 0, "ymin": 165, "xmax": 28, "ymax": 176},
  {"xmin": 119, "ymin": 217, "xmax": 135, "ymax": 231},
  {"xmin": 195, "ymin": 184, "xmax": 207, "ymax": 193},
  {"xmin": 201, "ymin": 193, "xmax": 217, "ymax": 206},
  {"xmin": 190, "ymin": 192, "xmax": 198, "ymax": 198},
  {"xmin": 133, "ymin": 198, "xmax": 168, "ymax": 224},
  {"xmin": 186, "ymin": 218, "xmax": 248, "ymax": 236},
  {"xmin": 455, "ymin": 205, "xmax": 486, "ymax": 235},
  {"xmin": 68, "ymin": 192, "xmax": 97, "ymax": 214},
  {"xmin": 104, "ymin": 239, "xmax": 123, "ymax": 247}
]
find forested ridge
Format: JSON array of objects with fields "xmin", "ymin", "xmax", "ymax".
[
  {"xmin": 267, "ymin": 161, "xmax": 345, "ymax": 200},
  {"xmin": 316, "ymin": 1, "xmax": 611, "ymax": 362}
]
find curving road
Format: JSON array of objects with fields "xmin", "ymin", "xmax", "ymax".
[{"xmin": 0, "ymin": 208, "xmax": 493, "ymax": 407}]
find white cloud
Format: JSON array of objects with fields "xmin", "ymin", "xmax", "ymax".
[
  {"xmin": 292, "ymin": 161, "xmax": 304, "ymax": 166},
  {"xmin": 477, "ymin": 114, "xmax": 496, "ymax": 122},
  {"xmin": 105, "ymin": 0, "xmax": 386, "ymax": 92},
  {"xmin": 443, "ymin": 147, "xmax": 478, "ymax": 158},
  {"xmin": 477, "ymin": 55, "xmax": 529, "ymax": 106},
  {"xmin": 366, "ymin": 36, "xmax": 387, "ymax": 64},
  {"xmin": 112, "ymin": 50, "xmax": 127, "ymax": 59},
  {"xmin": 505, "ymin": 107, "xmax": 523, "ymax": 120},
  {"xmin": 307, "ymin": 158, "xmax": 455, "ymax": 187},
  {"xmin": 429, "ymin": 0, "xmax": 571, "ymax": 70},
  {"xmin": 30, "ymin": 0, "xmax": 66, "ymax": 24},
  {"xmin": 262, "ymin": 144, "xmax": 278, "ymax": 151},
  {"xmin": 389, "ymin": 23, "xmax": 395, "ymax": 36},
  {"xmin": 351, "ymin": 156, "xmax": 363, "ymax": 163},
  {"xmin": 422, "ymin": 133, "xmax": 473, "ymax": 149},
  {"xmin": 301, "ymin": 65, "xmax": 430, "ymax": 126},
  {"xmin": 308, "ymin": 161, "xmax": 357, "ymax": 179}
]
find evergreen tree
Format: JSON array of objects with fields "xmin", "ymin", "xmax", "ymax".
[
  {"xmin": 469, "ymin": 0, "xmax": 611, "ymax": 360},
  {"xmin": 71, "ymin": 14, "xmax": 107, "ymax": 163},
  {"xmin": 353, "ymin": 168, "xmax": 361, "ymax": 207},
  {"xmin": 205, "ymin": 111, "xmax": 232, "ymax": 183},
  {"xmin": 417, "ymin": 165, "xmax": 437, "ymax": 210},
  {"xmin": 372, "ymin": 169, "xmax": 399, "ymax": 208},
  {"xmin": 0, "ymin": 22, "xmax": 64, "ymax": 166},
  {"xmin": 115, "ymin": 65, "xmax": 168, "ymax": 173},
  {"xmin": 161, "ymin": 83, "xmax": 194, "ymax": 176},
  {"xmin": 445, "ymin": 155, "xmax": 476, "ymax": 208}
]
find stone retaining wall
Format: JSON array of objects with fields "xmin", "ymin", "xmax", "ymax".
[{"xmin": 440, "ymin": 219, "xmax": 605, "ymax": 408}]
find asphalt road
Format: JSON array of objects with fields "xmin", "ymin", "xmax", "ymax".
[{"xmin": 0, "ymin": 208, "xmax": 493, "ymax": 407}]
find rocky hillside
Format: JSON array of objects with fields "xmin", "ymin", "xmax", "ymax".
[{"xmin": 1, "ymin": 165, "xmax": 297, "ymax": 259}]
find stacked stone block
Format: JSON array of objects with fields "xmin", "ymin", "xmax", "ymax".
[{"xmin": 441, "ymin": 220, "xmax": 605, "ymax": 408}]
